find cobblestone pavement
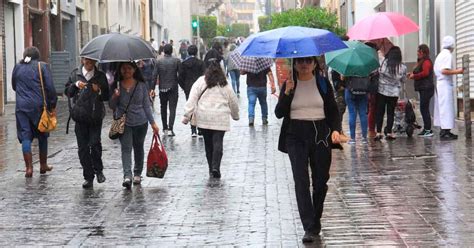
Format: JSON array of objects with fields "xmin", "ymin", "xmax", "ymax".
[{"xmin": 0, "ymin": 78, "xmax": 472, "ymax": 247}]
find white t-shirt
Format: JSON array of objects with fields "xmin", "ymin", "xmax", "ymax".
[{"xmin": 434, "ymin": 49, "xmax": 453, "ymax": 84}]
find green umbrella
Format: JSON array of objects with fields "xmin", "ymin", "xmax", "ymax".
[{"xmin": 325, "ymin": 41, "xmax": 379, "ymax": 77}]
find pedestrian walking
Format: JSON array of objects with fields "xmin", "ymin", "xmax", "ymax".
[
  {"xmin": 330, "ymin": 69, "xmax": 346, "ymax": 122},
  {"xmin": 178, "ymin": 45, "xmax": 206, "ymax": 137},
  {"xmin": 156, "ymin": 44, "xmax": 181, "ymax": 136},
  {"xmin": 138, "ymin": 59, "xmax": 158, "ymax": 100},
  {"xmin": 12, "ymin": 46, "xmax": 57, "ymax": 177},
  {"xmin": 408, "ymin": 44, "xmax": 435, "ymax": 137},
  {"xmin": 65, "ymin": 57, "xmax": 109, "ymax": 188},
  {"xmin": 275, "ymin": 56, "xmax": 343, "ymax": 243},
  {"xmin": 374, "ymin": 46, "xmax": 407, "ymax": 141},
  {"xmin": 179, "ymin": 41, "xmax": 188, "ymax": 61},
  {"xmin": 344, "ymin": 76, "xmax": 369, "ymax": 144},
  {"xmin": 109, "ymin": 62, "xmax": 160, "ymax": 189},
  {"xmin": 433, "ymin": 36, "xmax": 464, "ymax": 140},
  {"xmin": 365, "ymin": 42, "xmax": 380, "ymax": 138},
  {"xmin": 242, "ymin": 67, "xmax": 276, "ymax": 126},
  {"xmin": 227, "ymin": 44, "xmax": 241, "ymax": 95},
  {"xmin": 182, "ymin": 58, "xmax": 239, "ymax": 179}
]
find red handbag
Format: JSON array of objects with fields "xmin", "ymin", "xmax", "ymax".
[{"xmin": 146, "ymin": 134, "xmax": 168, "ymax": 178}]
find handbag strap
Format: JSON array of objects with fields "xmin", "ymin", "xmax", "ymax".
[
  {"xmin": 38, "ymin": 62, "xmax": 47, "ymax": 110},
  {"xmin": 122, "ymin": 81, "xmax": 139, "ymax": 114}
]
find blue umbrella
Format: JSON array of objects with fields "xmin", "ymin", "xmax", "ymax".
[{"xmin": 238, "ymin": 26, "xmax": 347, "ymax": 58}]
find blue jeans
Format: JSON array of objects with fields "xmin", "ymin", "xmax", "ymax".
[
  {"xmin": 344, "ymin": 89, "xmax": 368, "ymax": 139},
  {"xmin": 247, "ymin": 86, "xmax": 268, "ymax": 120},
  {"xmin": 119, "ymin": 123, "xmax": 148, "ymax": 178},
  {"xmin": 229, "ymin": 70, "xmax": 240, "ymax": 93}
]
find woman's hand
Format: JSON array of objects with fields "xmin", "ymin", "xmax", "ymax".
[
  {"xmin": 151, "ymin": 122, "xmax": 160, "ymax": 134},
  {"xmin": 182, "ymin": 116, "xmax": 189, "ymax": 125},
  {"xmin": 408, "ymin": 72, "xmax": 414, "ymax": 79},
  {"xmin": 284, "ymin": 79, "xmax": 294, "ymax": 95},
  {"xmin": 331, "ymin": 131, "xmax": 348, "ymax": 144}
]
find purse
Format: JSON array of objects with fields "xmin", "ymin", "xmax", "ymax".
[
  {"xmin": 190, "ymin": 87, "xmax": 207, "ymax": 126},
  {"xmin": 109, "ymin": 82, "xmax": 138, "ymax": 140},
  {"xmin": 37, "ymin": 62, "xmax": 57, "ymax": 133},
  {"xmin": 146, "ymin": 134, "xmax": 168, "ymax": 178}
]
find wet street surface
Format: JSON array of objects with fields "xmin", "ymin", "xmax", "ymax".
[{"xmin": 0, "ymin": 81, "xmax": 472, "ymax": 246}]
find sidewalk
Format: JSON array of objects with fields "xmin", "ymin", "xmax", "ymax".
[{"xmin": 0, "ymin": 80, "xmax": 472, "ymax": 246}]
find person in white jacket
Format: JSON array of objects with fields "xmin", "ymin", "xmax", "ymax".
[{"xmin": 183, "ymin": 58, "xmax": 239, "ymax": 178}]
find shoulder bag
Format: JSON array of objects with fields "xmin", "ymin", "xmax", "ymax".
[
  {"xmin": 109, "ymin": 82, "xmax": 138, "ymax": 140},
  {"xmin": 37, "ymin": 62, "xmax": 57, "ymax": 133}
]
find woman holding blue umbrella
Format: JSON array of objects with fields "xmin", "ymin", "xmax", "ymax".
[{"xmin": 275, "ymin": 56, "xmax": 343, "ymax": 243}]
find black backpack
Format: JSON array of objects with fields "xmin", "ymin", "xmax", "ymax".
[
  {"xmin": 66, "ymin": 85, "xmax": 105, "ymax": 134},
  {"xmin": 346, "ymin": 76, "xmax": 370, "ymax": 95}
]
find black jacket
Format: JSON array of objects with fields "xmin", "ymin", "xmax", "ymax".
[
  {"xmin": 275, "ymin": 74, "xmax": 342, "ymax": 153},
  {"xmin": 156, "ymin": 55, "xmax": 181, "ymax": 90},
  {"xmin": 65, "ymin": 66, "xmax": 109, "ymax": 124},
  {"xmin": 178, "ymin": 56, "xmax": 206, "ymax": 94}
]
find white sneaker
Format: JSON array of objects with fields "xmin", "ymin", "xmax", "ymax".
[
  {"xmin": 133, "ymin": 176, "xmax": 141, "ymax": 185},
  {"xmin": 163, "ymin": 129, "xmax": 169, "ymax": 136},
  {"xmin": 191, "ymin": 133, "xmax": 198, "ymax": 138}
]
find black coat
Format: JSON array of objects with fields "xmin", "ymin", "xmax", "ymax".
[
  {"xmin": 275, "ymin": 74, "xmax": 342, "ymax": 153},
  {"xmin": 178, "ymin": 56, "xmax": 206, "ymax": 94}
]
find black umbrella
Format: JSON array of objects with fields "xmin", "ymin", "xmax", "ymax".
[{"xmin": 80, "ymin": 33, "xmax": 155, "ymax": 62}]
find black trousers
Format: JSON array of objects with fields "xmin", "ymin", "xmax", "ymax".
[
  {"xmin": 184, "ymin": 89, "xmax": 197, "ymax": 134},
  {"xmin": 418, "ymin": 89, "xmax": 434, "ymax": 130},
  {"xmin": 200, "ymin": 129, "xmax": 225, "ymax": 173},
  {"xmin": 75, "ymin": 121, "xmax": 103, "ymax": 181},
  {"xmin": 286, "ymin": 119, "xmax": 332, "ymax": 232},
  {"xmin": 159, "ymin": 87, "xmax": 179, "ymax": 130},
  {"xmin": 375, "ymin": 93, "xmax": 398, "ymax": 133}
]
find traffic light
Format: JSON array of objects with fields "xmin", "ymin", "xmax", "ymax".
[{"xmin": 192, "ymin": 20, "xmax": 198, "ymax": 29}]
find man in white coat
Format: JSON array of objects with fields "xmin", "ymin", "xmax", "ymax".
[{"xmin": 433, "ymin": 36, "xmax": 464, "ymax": 140}]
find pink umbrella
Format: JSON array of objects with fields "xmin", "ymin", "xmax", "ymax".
[{"xmin": 348, "ymin": 12, "xmax": 419, "ymax": 40}]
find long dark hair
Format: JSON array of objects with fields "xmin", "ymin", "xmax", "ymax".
[
  {"xmin": 385, "ymin": 46, "xmax": 402, "ymax": 75},
  {"xmin": 115, "ymin": 62, "xmax": 145, "ymax": 82},
  {"xmin": 21, "ymin": 46, "xmax": 40, "ymax": 64},
  {"xmin": 415, "ymin": 44, "xmax": 430, "ymax": 69},
  {"xmin": 204, "ymin": 59, "xmax": 227, "ymax": 88}
]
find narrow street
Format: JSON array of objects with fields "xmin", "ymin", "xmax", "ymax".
[{"xmin": 0, "ymin": 82, "xmax": 472, "ymax": 246}]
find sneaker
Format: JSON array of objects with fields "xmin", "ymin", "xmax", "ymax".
[
  {"xmin": 302, "ymin": 231, "xmax": 317, "ymax": 243},
  {"xmin": 348, "ymin": 139, "xmax": 356, "ymax": 144},
  {"xmin": 374, "ymin": 134, "xmax": 383, "ymax": 141},
  {"xmin": 96, "ymin": 172, "xmax": 106, "ymax": 183},
  {"xmin": 191, "ymin": 133, "xmax": 198, "ymax": 138},
  {"xmin": 168, "ymin": 130, "xmax": 175, "ymax": 136},
  {"xmin": 418, "ymin": 129, "xmax": 427, "ymax": 136},
  {"xmin": 163, "ymin": 129, "xmax": 169, "ymax": 136},
  {"xmin": 82, "ymin": 180, "xmax": 93, "ymax": 189},
  {"xmin": 440, "ymin": 132, "xmax": 458, "ymax": 140},
  {"xmin": 262, "ymin": 118, "xmax": 268, "ymax": 125},
  {"xmin": 122, "ymin": 178, "xmax": 132, "ymax": 189},
  {"xmin": 133, "ymin": 176, "xmax": 142, "ymax": 185},
  {"xmin": 362, "ymin": 138, "xmax": 368, "ymax": 144},
  {"xmin": 249, "ymin": 118, "xmax": 254, "ymax": 126},
  {"xmin": 385, "ymin": 134, "xmax": 396, "ymax": 140},
  {"xmin": 421, "ymin": 129, "xmax": 434, "ymax": 137}
]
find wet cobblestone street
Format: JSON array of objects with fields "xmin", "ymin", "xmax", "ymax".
[{"xmin": 0, "ymin": 82, "xmax": 472, "ymax": 247}]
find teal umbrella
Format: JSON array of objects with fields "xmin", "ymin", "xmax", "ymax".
[{"xmin": 325, "ymin": 41, "xmax": 379, "ymax": 77}]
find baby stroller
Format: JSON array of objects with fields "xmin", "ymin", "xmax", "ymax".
[{"xmin": 392, "ymin": 98, "xmax": 420, "ymax": 137}]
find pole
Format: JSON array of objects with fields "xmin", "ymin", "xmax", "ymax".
[
  {"xmin": 462, "ymin": 54, "xmax": 471, "ymax": 139},
  {"xmin": 197, "ymin": 15, "xmax": 201, "ymax": 58}
]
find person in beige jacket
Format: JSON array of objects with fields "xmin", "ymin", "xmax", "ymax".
[{"xmin": 183, "ymin": 59, "xmax": 239, "ymax": 178}]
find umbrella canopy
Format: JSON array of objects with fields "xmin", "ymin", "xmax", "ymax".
[
  {"xmin": 229, "ymin": 50, "xmax": 273, "ymax": 74},
  {"xmin": 348, "ymin": 12, "xmax": 419, "ymax": 40},
  {"xmin": 80, "ymin": 33, "xmax": 156, "ymax": 63},
  {"xmin": 325, "ymin": 41, "xmax": 379, "ymax": 77},
  {"xmin": 237, "ymin": 26, "xmax": 347, "ymax": 58}
]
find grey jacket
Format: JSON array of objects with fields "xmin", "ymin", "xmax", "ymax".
[{"xmin": 156, "ymin": 55, "xmax": 181, "ymax": 91}]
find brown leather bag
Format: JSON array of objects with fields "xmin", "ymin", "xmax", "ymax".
[{"xmin": 37, "ymin": 62, "xmax": 57, "ymax": 133}]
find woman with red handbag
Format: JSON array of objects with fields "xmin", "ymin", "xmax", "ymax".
[
  {"xmin": 109, "ymin": 62, "xmax": 160, "ymax": 189},
  {"xmin": 182, "ymin": 58, "xmax": 239, "ymax": 178}
]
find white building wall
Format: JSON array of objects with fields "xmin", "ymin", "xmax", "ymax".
[
  {"xmin": 162, "ymin": 0, "xmax": 192, "ymax": 51},
  {"xmin": 108, "ymin": 0, "xmax": 143, "ymax": 36},
  {"xmin": 4, "ymin": 1, "xmax": 24, "ymax": 102}
]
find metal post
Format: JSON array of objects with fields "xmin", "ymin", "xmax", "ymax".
[
  {"xmin": 197, "ymin": 15, "xmax": 201, "ymax": 58},
  {"xmin": 462, "ymin": 54, "xmax": 471, "ymax": 139}
]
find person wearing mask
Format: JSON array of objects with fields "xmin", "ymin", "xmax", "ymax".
[
  {"xmin": 65, "ymin": 57, "xmax": 109, "ymax": 188},
  {"xmin": 275, "ymin": 56, "xmax": 343, "ymax": 243},
  {"xmin": 433, "ymin": 36, "xmax": 464, "ymax": 140},
  {"xmin": 12, "ymin": 46, "xmax": 57, "ymax": 177},
  {"xmin": 178, "ymin": 45, "xmax": 206, "ymax": 137},
  {"xmin": 109, "ymin": 62, "xmax": 160, "ymax": 189},
  {"xmin": 182, "ymin": 58, "xmax": 239, "ymax": 178},
  {"xmin": 374, "ymin": 46, "xmax": 407, "ymax": 141},
  {"xmin": 408, "ymin": 44, "xmax": 434, "ymax": 137},
  {"xmin": 156, "ymin": 44, "xmax": 181, "ymax": 136}
]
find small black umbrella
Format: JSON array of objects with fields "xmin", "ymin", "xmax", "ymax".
[{"xmin": 80, "ymin": 33, "xmax": 155, "ymax": 62}]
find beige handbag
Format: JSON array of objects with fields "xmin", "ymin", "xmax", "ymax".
[{"xmin": 109, "ymin": 83, "xmax": 138, "ymax": 139}]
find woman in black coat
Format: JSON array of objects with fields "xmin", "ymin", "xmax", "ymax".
[
  {"xmin": 275, "ymin": 56, "xmax": 343, "ymax": 243},
  {"xmin": 12, "ymin": 46, "xmax": 57, "ymax": 177}
]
